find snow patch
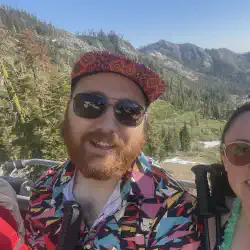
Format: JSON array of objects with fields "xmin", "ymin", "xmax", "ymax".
[
  {"xmin": 150, "ymin": 51, "xmax": 163, "ymax": 57},
  {"xmin": 163, "ymin": 157, "xmax": 205, "ymax": 165},
  {"xmin": 199, "ymin": 141, "xmax": 220, "ymax": 148}
]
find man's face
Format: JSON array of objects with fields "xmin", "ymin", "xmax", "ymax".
[{"xmin": 63, "ymin": 72, "xmax": 147, "ymax": 180}]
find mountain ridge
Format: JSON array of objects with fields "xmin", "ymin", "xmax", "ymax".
[
  {"xmin": 138, "ymin": 39, "xmax": 249, "ymax": 55},
  {"xmin": 1, "ymin": 5, "xmax": 249, "ymax": 166},
  {"xmin": 139, "ymin": 39, "xmax": 250, "ymax": 70},
  {"xmin": 139, "ymin": 39, "xmax": 250, "ymax": 95},
  {"xmin": 0, "ymin": 5, "xmax": 249, "ymax": 108}
]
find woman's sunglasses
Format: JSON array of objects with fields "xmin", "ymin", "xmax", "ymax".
[
  {"xmin": 221, "ymin": 140, "xmax": 250, "ymax": 167},
  {"xmin": 73, "ymin": 92, "xmax": 147, "ymax": 127}
]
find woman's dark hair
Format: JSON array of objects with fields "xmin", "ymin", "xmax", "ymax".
[
  {"xmin": 211, "ymin": 102, "xmax": 250, "ymax": 199},
  {"xmin": 221, "ymin": 102, "xmax": 250, "ymax": 144}
]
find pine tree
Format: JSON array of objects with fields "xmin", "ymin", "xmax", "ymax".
[
  {"xmin": 190, "ymin": 117, "xmax": 196, "ymax": 128},
  {"xmin": 179, "ymin": 123, "xmax": 191, "ymax": 151},
  {"xmin": 164, "ymin": 130, "xmax": 176, "ymax": 153},
  {"xmin": 212, "ymin": 104, "xmax": 221, "ymax": 119},
  {"xmin": 195, "ymin": 113, "xmax": 200, "ymax": 126},
  {"xmin": 173, "ymin": 128, "xmax": 180, "ymax": 151}
]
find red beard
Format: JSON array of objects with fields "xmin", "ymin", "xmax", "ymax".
[{"xmin": 62, "ymin": 109, "xmax": 145, "ymax": 180}]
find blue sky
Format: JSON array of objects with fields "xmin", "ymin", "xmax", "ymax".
[{"xmin": 2, "ymin": 0, "xmax": 250, "ymax": 52}]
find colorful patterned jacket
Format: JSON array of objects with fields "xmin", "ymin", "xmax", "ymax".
[{"xmin": 25, "ymin": 152, "xmax": 201, "ymax": 249}]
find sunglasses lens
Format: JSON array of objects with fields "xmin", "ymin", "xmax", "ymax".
[
  {"xmin": 115, "ymin": 101, "xmax": 145, "ymax": 126},
  {"xmin": 73, "ymin": 93, "xmax": 106, "ymax": 119},
  {"xmin": 226, "ymin": 142, "xmax": 250, "ymax": 166}
]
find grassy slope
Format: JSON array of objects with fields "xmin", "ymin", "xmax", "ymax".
[
  {"xmin": 0, "ymin": 8, "xmax": 227, "ymax": 176},
  {"xmin": 145, "ymin": 100, "xmax": 225, "ymax": 164}
]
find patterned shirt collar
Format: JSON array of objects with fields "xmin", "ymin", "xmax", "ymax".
[{"xmin": 55, "ymin": 151, "xmax": 155, "ymax": 203}]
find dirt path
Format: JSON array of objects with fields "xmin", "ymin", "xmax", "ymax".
[{"xmin": 161, "ymin": 162, "xmax": 196, "ymax": 181}]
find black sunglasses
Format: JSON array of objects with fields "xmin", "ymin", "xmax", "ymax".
[
  {"xmin": 221, "ymin": 140, "xmax": 250, "ymax": 167},
  {"xmin": 73, "ymin": 92, "xmax": 147, "ymax": 127}
]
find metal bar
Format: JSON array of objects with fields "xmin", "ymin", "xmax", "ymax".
[
  {"xmin": 178, "ymin": 180, "xmax": 196, "ymax": 189},
  {"xmin": 21, "ymin": 159, "xmax": 62, "ymax": 168},
  {"xmin": 17, "ymin": 195, "xmax": 29, "ymax": 201}
]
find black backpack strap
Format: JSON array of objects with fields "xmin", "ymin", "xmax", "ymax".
[
  {"xmin": 192, "ymin": 164, "xmax": 231, "ymax": 250},
  {"xmin": 209, "ymin": 164, "xmax": 231, "ymax": 249},
  {"xmin": 56, "ymin": 201, "xmax": 83, "ymax": 250},
  {"xmin": 192, "ymin": 164, "xmax": 214, "ymax": 250}
]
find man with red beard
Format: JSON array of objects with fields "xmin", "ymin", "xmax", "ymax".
[{"xmin": 25, "ymin": 51, "xmax": 201, "ymax": 250}]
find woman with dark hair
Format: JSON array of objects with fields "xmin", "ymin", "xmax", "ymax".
[{"xmin": 214, "ymin": 102, "xmax": 250, "ymax": 249}]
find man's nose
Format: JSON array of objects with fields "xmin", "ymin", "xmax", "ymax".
[{"xmin": 96, "ymin": 105, "xmax": 119, "ymax": 132}]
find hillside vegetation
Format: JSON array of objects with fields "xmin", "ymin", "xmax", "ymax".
[{"xmin": 1, "ymin": 5, "xmax": 248, "ymax": 170}]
